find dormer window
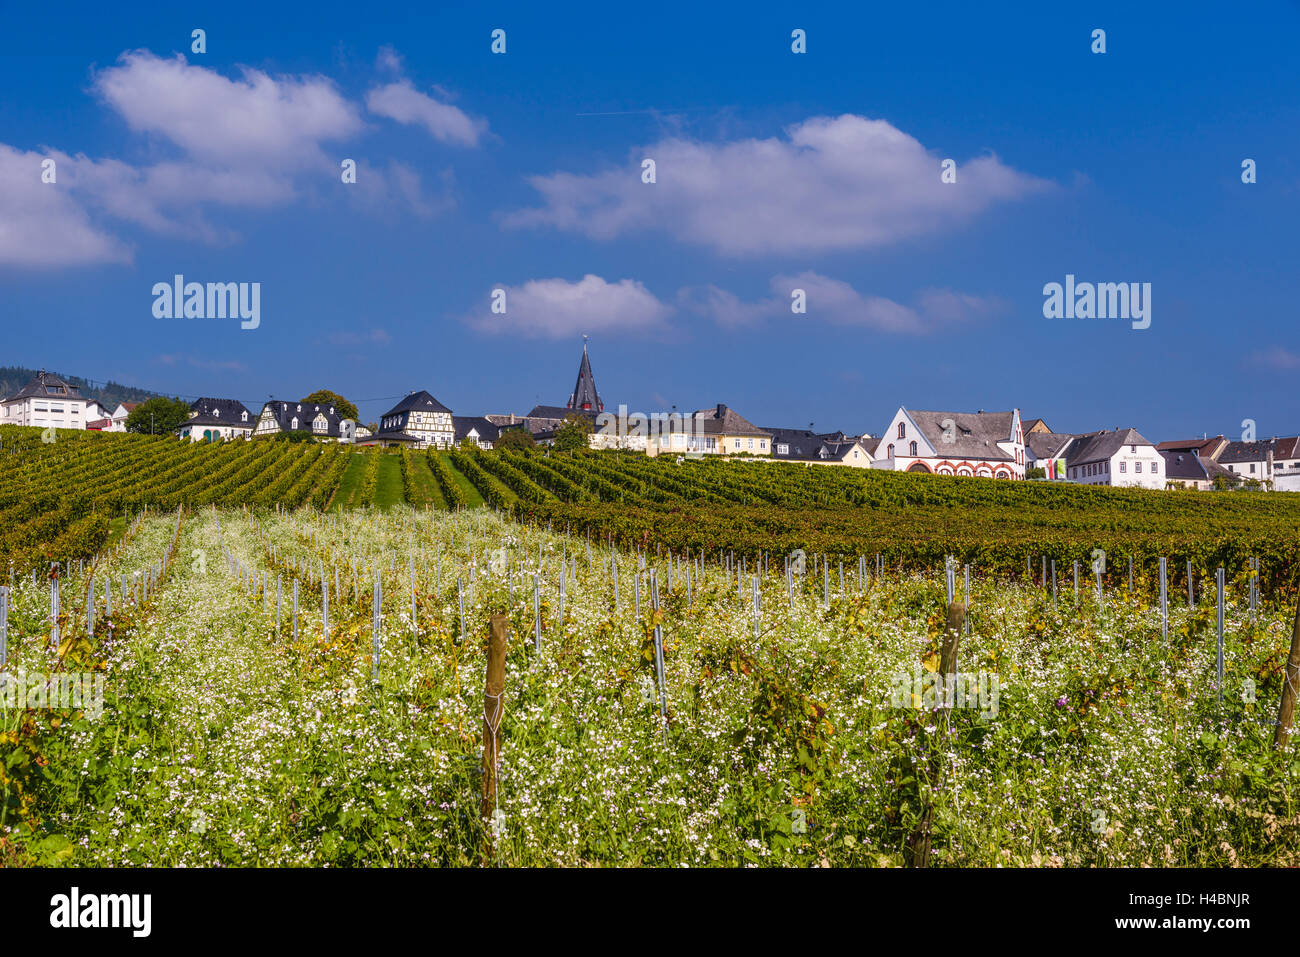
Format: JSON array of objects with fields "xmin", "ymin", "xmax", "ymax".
[
  {"xmin": 213, "ymin": 408, "xmax": 220, "ymax": 418},
  {"xmin": 296, "ymin": 404, "xmax": 302, "ymax": 412},
  {"xmin": 241, "ymin": 411, "xmax": 248, "ymax": 421},
  {"xmin": 291, "ymin": 416, "xmax": 299, "ymax": 430}
]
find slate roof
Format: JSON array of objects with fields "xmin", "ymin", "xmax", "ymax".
[
  {"xmin": 521, "ymin": 406, "xmax": 600, "ymax": 434},
  {"xmin": 1160, "ymin": 450, "xmax": 1233, "ymax": 482},
  {"xmin": 381, "ymin": 390, "xmax": 452, "ymax": 417},
  {"xmin": 184, "ymin": 397, "xmax": 254, "ymax": 428},
  {"xmin": 693, "ymin": 404, "xmax": 770, "ymax": 437},
  {"xmin": 1025, "ymin": 432, "xmax": 1074, "ymax": 461},
  {"xmin": 1219, "ymin": 440, "xmax": 1277, "ymax": 465},
  {"xmin": 453, "ymin": 416, "xmax": 501, "ymax": 443},
  {"xmin": 259, "ymin": 400, "xmax": 348, "ymax": 438},
  {"xmin": 8, "ymin": 370, "xmax": 83, "ymax": 401},
  {"xmin": 1064, "ymin": 428, "xmax": 1156, "ymax": 466},
  {"xmin": 566, "ymin": 343, "xmax": 603, "ymax": 412},
  {"xmin": 901, "ymin": 409, "xmax": 1018, "ymax": 462},
  {"xmin": 763, "ymin": 427, "xmax": 865, "ymax": 461}
]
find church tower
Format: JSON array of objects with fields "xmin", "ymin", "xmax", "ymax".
[{"xmin": 566, "ymin": 337, "xmax": 603, "ymax": 413}]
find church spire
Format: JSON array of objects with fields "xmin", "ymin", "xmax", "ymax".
[{"xmin": 566, "ymin": 336, "xmax": 603, "ymax": 412}]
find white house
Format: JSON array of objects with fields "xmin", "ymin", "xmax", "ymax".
[
  {"xmin": 764, "ymin": 427, "xmax": 876, "ymax": 468},
  {"xmin": 453, "ymin": 416, "xmax": 501, "ymax": 449},
  {"xmin": 254, "ymin": 400, "xmax": 356, "ymax": 443},
  {"xmin": 872, "ymin": 407, "xmax": 1025, "ymax": 478},
  {"xmin": 1024, "ymin": 431, "xmax": 1074, "ymax": 480},
  {"xmin": 1062, "ymin": 428, "xmax": 1162, "ymax": 488},
  {"xmin": 359, "ymin": 391, "xmax": 454, "ymax": 448},
  {"xmin": 0, "ymin": 371, "xmax": 90, "ymax": 430},
  {"xmin": 177, "ymin": 397, "xmax": 255, "ymax": 442},
  {"xmin": 109, "ymin": 402, "xmax": 139, "ymax": 432}
]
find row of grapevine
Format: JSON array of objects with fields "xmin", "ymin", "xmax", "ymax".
[
  {"xmin": 448, "ymin": 449, "xmax": 516, "ymax": 510},
  {"xmin": 427, "ymin": 452, "xmax": 466, "ymax": 509}
]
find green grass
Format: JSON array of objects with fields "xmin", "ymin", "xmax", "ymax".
[
  {"xmin": 416, "ymin": 455, "xmax": 447, "ymax": 509},
  {"xmin": 436, "ymin": 454, "xmax": 485, "ymax": 507},
  {"xmin": 373, "ymin": 453, "xmax": 406, "ymax": 509},
  {"xmin": 104, "ymin": 516, "xmax": 128, "ymax": 547},
  {"xmin": 403, "ymin": 452, "xmax": 445, "ymax": 509},
  {"xmin": 327, "ymin": 453, "xmax": 369, "ymax": 511}
]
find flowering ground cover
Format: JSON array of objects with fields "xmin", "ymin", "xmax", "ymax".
[{"xmin": 2, "ymin": 505, "xmax": 1297, "ymax": 866}]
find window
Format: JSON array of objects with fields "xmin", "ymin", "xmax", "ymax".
[
  {"xmin": 1150, "ymin": 460, "xmax": 1158, "ymax": 474},
  {"xmin": 734, "ymin": 439, "xmax": 740, "ymax": 449},
  {"xmin": 1119, "ymin": 461, "xmax": 1126, "ymax": 473},
  {"xmin": 1250, "ymin": 464, "xmax": 1256, "ymax": 473},
  {"xmin": 777, "ymin": 444, "xmax": 789, "ymax": 455},
  {"xmin": 747, "ymin": 438, "xmax": 754, "ymax": 449},
  {"xmin": 887, "ymin": 443, "xmax": 895, "ymax": 457},
  {"xmin": 1135, "ymin": 461, "xmax": 1142, "ymax": 473},
  {"xmin": 898, "ymin": 423, "xmax": 906, "ymax": 439},
  {"xmin": 909, "ymin": 441, "xmax": 918, "ymax": 456},
  {"xmin": 853, "ymin": 451, "xmax": 859, "ymax": 459},
  {"xmin": 760, "ymin": 440, "xmax": 766, "ymax": 449}
]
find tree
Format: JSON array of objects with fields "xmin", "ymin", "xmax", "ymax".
[
  {"xmin": 495, "ymin": 427, "xmax": 536, "ymax": 453},
  {"xmin": 553, "ymin": 414, "xmax": 592, "ymax": 453},
  {"xmin": 301, "ymin": 389, "xmax": 359, "ymax": 421},
  {"xmin": 126, "ymin": 397, "xmax": 191, "ymax": 435},
  {"xmin": 1025, "ymin": 467, "xmax": 1045, "ymax": 480}
]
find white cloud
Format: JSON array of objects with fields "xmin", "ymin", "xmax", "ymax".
[
  {"xmin": 1248, "ymin": 346, "xmax": 1300, "ymax": 371},
  {"xmin": 505, "ymin": 114, "xmax": 1050, "ymax": 256},
  {"xmin": 680, "ymin": 271, "xmax": 1002, "ymax": 335},
  {"xmin": 469, "ymin": 274, "xmax": 671, "ymax": 339},
  {"xmin": 0, "ymin": 50, "xmax": 459, "ymax": 266},
  {"xmin": 366, "ymin": 80, "xmax": 487, "ymax": 147},
  {"xmin": 94, "ymin": 51, "xmax": 362, "ymax": 165},
  {"xmin": 328, "ymin": 327, "xmax": 393, "ymax": 347},
  {"xmin": 376, "ymin": 45, "xmax": 404, "ymax": 74},
  {"xmin": 0, "ymin": 145, "xmax": 133, "ymax": 266}
]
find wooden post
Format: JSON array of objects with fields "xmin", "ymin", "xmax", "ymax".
[
  {"xmin": 1274, "ymin": 588, "xmax": 1300, "ymax": 750},
  {"xmin": 907, "ymin": 600, "xmax": 966, "ymax": 868},
  {"xmin": 940, "ymin": 602, "xmax": 965, "ymax": 681},
  {"xmin": 481, "ymin": 613, "xmax": 509, "ymax": 822}
]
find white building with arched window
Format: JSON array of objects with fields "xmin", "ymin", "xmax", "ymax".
[{"xmin": 872, "ymin": 407, "xmax": 1026, "ymax": 479}]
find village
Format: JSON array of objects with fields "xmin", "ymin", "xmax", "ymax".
[{"xmin": 0, "ymin": 341, "xmax": 1292, "ymax": 492}]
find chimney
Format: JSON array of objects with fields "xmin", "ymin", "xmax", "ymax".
[{"xmin": 716, "ymin": 403, "xmax": 726, "ymax": 418}]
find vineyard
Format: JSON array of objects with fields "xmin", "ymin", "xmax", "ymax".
[
  {"xmin": 13, "ymin": 424, "xmax": 1300, "ymax": 597},
  {"xmin": 2, "ymin": 503, "xmax": 1298, "ymax": 867}
]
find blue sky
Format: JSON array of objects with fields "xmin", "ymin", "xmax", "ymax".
[{"xmin": 2, "ymin": 1, "xmax": 1297, "ymax": 438}]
